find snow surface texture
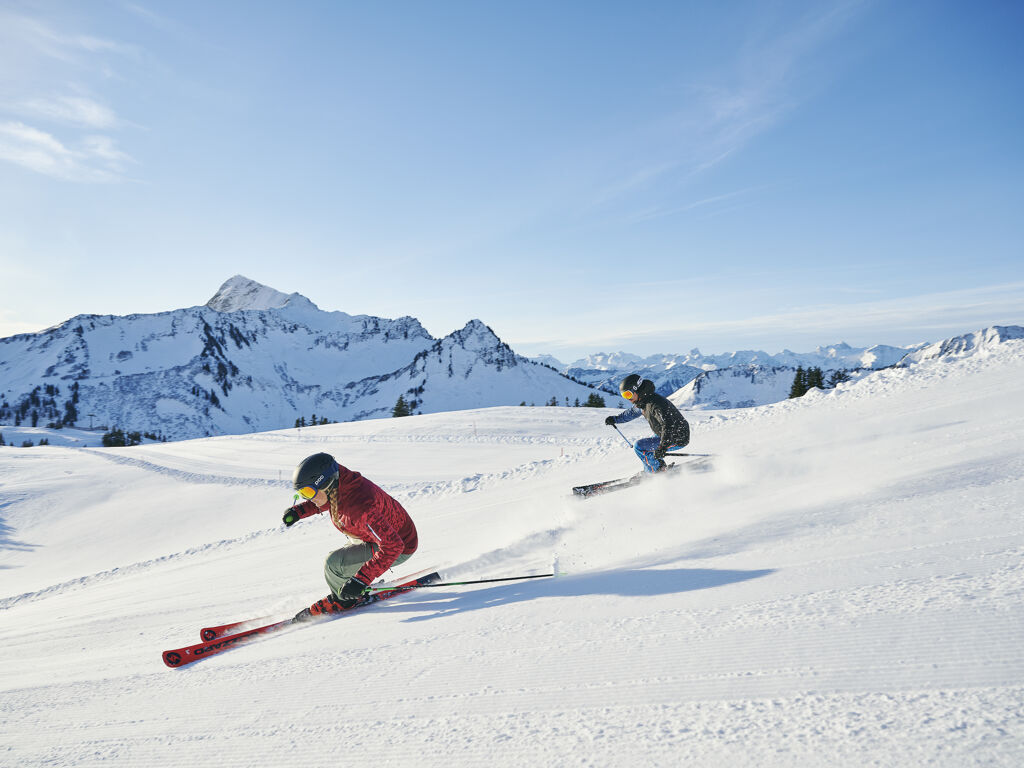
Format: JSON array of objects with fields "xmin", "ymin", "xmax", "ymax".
[{"xmin": 2, "ymin": 341, "xmax": 1023, "ymax": 766}]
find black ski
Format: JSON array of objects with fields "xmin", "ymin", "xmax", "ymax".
[{"xmin": 572, "ymin": 455, "xmax": 714, "ymax": 498}]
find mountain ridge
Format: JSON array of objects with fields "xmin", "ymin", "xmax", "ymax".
[
  {"xmin": 1, "ymin": 276, "xmax": 1020, "ymax": 437},
  {"xmin": 0, "ymin": 277, "xmax": 598, "ymax": 439}
]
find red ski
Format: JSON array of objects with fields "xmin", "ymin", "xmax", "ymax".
[
  {"xmin": 197, "ymin": 568, "xmax": 440, "ymax": 641},
  {"xmin": 199, "ymin": 617, "xmax": 271, "ymax": 642},
  {"xmin": 163, "ymin": 571, "xmax": 440, "ymax": 668}
]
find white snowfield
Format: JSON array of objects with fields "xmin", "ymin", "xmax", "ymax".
[{"xmin": 2, "ymin": 341, "xmax": 1023, "ymax": 767}]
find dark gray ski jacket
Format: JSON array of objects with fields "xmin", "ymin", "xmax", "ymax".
[{"xmin": 611, "ymin": 393, "xmax": 690, "ymax": 457}]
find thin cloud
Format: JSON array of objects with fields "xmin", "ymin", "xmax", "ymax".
[
  {"xmin": 7, "ymin": 13, "xmax": 140, "ymax": 63},
  {"xmin": 15, "ymin": 95, "xmax": 119, "ymax": 129},
  {"xmin": 0, "ymin": 120, "xmax": 133, "ymax": 182},
  {"xmin": 590, "ymin": 1, "xmax": 868, "ymax": 213},
  {"xmin": 121, "ymin": 2, "xmax": 180, "ymax": 33},
  {"xmin": 515, "ymin": 282, "xmax": 1024, "ymax": 356},
  {"xmin": 0, "ymin": 10, "xmax": 140, "ymax": 182},
  {"xmin": 627, "ymin": 186, "xmax": 763, "ymax": 224}
]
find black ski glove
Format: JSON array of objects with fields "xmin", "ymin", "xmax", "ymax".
[
  {"xmin": 282, "ymin": 505, "xmax": 303, "ymax": 527},
  {"xmin": 338, "ymin": 576, "xmax": 369, "ymax": 607},
  {"xmin": 604, "ymin": 416, "xmax": 616, "ymax": 426}
]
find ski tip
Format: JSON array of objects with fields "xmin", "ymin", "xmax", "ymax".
[{"xmin": 162, "ymin": 650, "xmax": 186, "ymax": 668}]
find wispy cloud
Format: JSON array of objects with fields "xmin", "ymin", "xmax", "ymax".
[
  {"xmin": 14, "ymin": 95, "xmax": 119, "ymax": 129},
  {"xmin": 0, "ymin": 11, "xmax": 139, "ymax": 182},
  {"xmin": 590, "ymin": 1, "xmax": 868, "ymax": 216},
  {"xmin": 515, "ymin": 281, "xmax": 1024, "ymax": 357},
  {"xmin": 674, "ymin": 283, "xmax": 1022, "ymax": 348},
  {"xmin": 121, "ymin": 2, "xmax": 179, "ymax": 33},
  {"xmin": 0, "ymin": 120, "xmax": 133, "ymax": 182},
  {"xmin": 2, "ymin": 12, "xmax": 140, "ymax": 64},
  {"xmin": 627, "ymin": 187, "xmax": 763, "ymax": 225}
]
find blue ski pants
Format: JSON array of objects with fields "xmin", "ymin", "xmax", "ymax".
[{"xmin": 634, "ymin": 437, "xmax": 687, "ymax": 473}]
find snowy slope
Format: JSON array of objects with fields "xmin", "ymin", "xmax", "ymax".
[
  {"xmin": 1, "ymin": 338, "xmax": 1023, "ymax": 766},
  {"xmin": 897, "ymin": 325, "xmax": 1024, "ymax": 366},
  {"xmin": 670, "ymin": 364, "xmax": 805, "ymax": 409}
]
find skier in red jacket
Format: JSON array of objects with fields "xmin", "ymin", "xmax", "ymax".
[{"xmin": 283, "ymin": 452, "xmax": 418, "ymax": 621}]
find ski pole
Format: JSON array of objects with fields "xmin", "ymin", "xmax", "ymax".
[
  {"xmin": 610, "ymin": 423, "xmax": 634, "ymax": 448},
  {"xmin": 368, "ymin": 573, "xmax": 554, "ymax": 593}
]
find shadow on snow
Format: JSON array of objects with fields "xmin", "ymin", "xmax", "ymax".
[
  {"xmin": 392, "ymin": 566, "xmax": 775, "ymax": 621},
  {"xmin": 0, "ymin": 506, "xmax": 38, "ymax": 561}
]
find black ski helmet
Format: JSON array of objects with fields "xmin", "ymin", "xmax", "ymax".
[
  {"xmin": 292, "ymin": 452, "xmax": 340, "ymax": 495},
  {"xmin": 619, "ymin": 374, "xmax": 655, "ymax": 401}
]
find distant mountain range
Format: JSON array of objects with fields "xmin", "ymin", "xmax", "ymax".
[
  {"xmin": 544, "ymin": 342, "xmax": 921, "ymax": 405},
  {"xmin": 537, "ymin": 327, "xmax": 1023, "ymax": 410},
  {"xmin": 1, "ymin": 275, "xmax": 1020, "ymax": 439}
]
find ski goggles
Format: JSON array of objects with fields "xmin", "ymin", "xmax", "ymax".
[
  {"xmin": 620, "ymin": 389, "xmax": 637, "ymax": 401},
  {"xmin": 295, "ymin": 471, "xmax": 338, "ymax": 500}
]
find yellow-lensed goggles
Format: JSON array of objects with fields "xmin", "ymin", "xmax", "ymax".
[
  {"xmin": 620, "ymin": 390, "xmax": 636, "ymax": 401},
  {"xmin": 297, "ymin": 486, "xmax": 319, "ymax": 499}
]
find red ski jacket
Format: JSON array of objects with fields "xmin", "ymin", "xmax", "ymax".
[{"xmin": 292, "ymin": 464, "xmax": 418, "ymax": 584}]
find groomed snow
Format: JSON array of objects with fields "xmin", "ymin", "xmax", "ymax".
[{"xmin": 2, "ymin": 341, "xmax": 1023, "ymax": 766}]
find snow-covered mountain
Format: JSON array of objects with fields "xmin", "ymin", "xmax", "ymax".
[
  {"xmin": 568, "ymin": 342, "xmax": 918, "ymax": 374},
  {"xmin": 0, "ymin": 276, "xmax": 599, "ymax": 440},
  {"xmin": 669, "ymin": 326, "xmax": 1024, "ymax": 410},
  {"xmin": 3, "ymin": 276, "xmax": 1019, "ymax": 441},
  {"xmin": 538, "ymin": 329, "xmax": 1022, "ymax": 411},
  {"xmin": 669, "ymin": 365, "xmax": 810, "ymax": 410},
  {"xmin": 896, "ymin": 325, "xmax": 1024, "ymax": 367}
]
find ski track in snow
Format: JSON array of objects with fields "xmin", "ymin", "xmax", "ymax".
[
  {"xmin": 0, "ymin": 434, "xmax": 618, "ymax": 608},
  {"xmin": 2, "ymin": 341, "xmax": 1024, "ymax": 766}
]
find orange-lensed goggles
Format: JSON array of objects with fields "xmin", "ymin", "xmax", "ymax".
[
  {"xmin": 296, "ymin": 486, "xmax": 319, "ymax": 499},
  {"xmin": 620, "ymin": 390, "xmax": 636, "ymax": 401}
]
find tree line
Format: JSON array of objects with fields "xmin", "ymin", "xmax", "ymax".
[
  {"xmin": 789, "ymin": 367, "xmax": 851, "ymax": 399},
  {"xmin": 391, "ymin": 391, "xmax": 607, "ymax": 417}
]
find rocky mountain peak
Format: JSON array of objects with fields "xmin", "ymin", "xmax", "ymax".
[{"xmin": 206, "ymin": 275, "xmax": 314, "ymax": 313}]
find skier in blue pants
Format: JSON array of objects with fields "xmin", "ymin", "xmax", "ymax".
[{"xmin": 605, "ymin": 374, "xmax": 691, "ymax": 472}]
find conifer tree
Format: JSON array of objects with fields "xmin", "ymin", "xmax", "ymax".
[
  {"xmin": 789, "ymin": 366, "xmax": 808, "ymax": 399},
  {"xmin": 807, "ymin": 367, "xmax": 825, "ymax": 391},
  {"xmin": 827, "ymin": 370, "xmax": 850, "ymax": 388},
  {"xmin": 392, "ymin": 395, "xmax": 411, "ymax": 417}
]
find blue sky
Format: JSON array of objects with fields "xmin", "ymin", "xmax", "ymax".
[{"xmin": 1, "ymin": 0, "xmax": 1021, "ymax": 361}]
